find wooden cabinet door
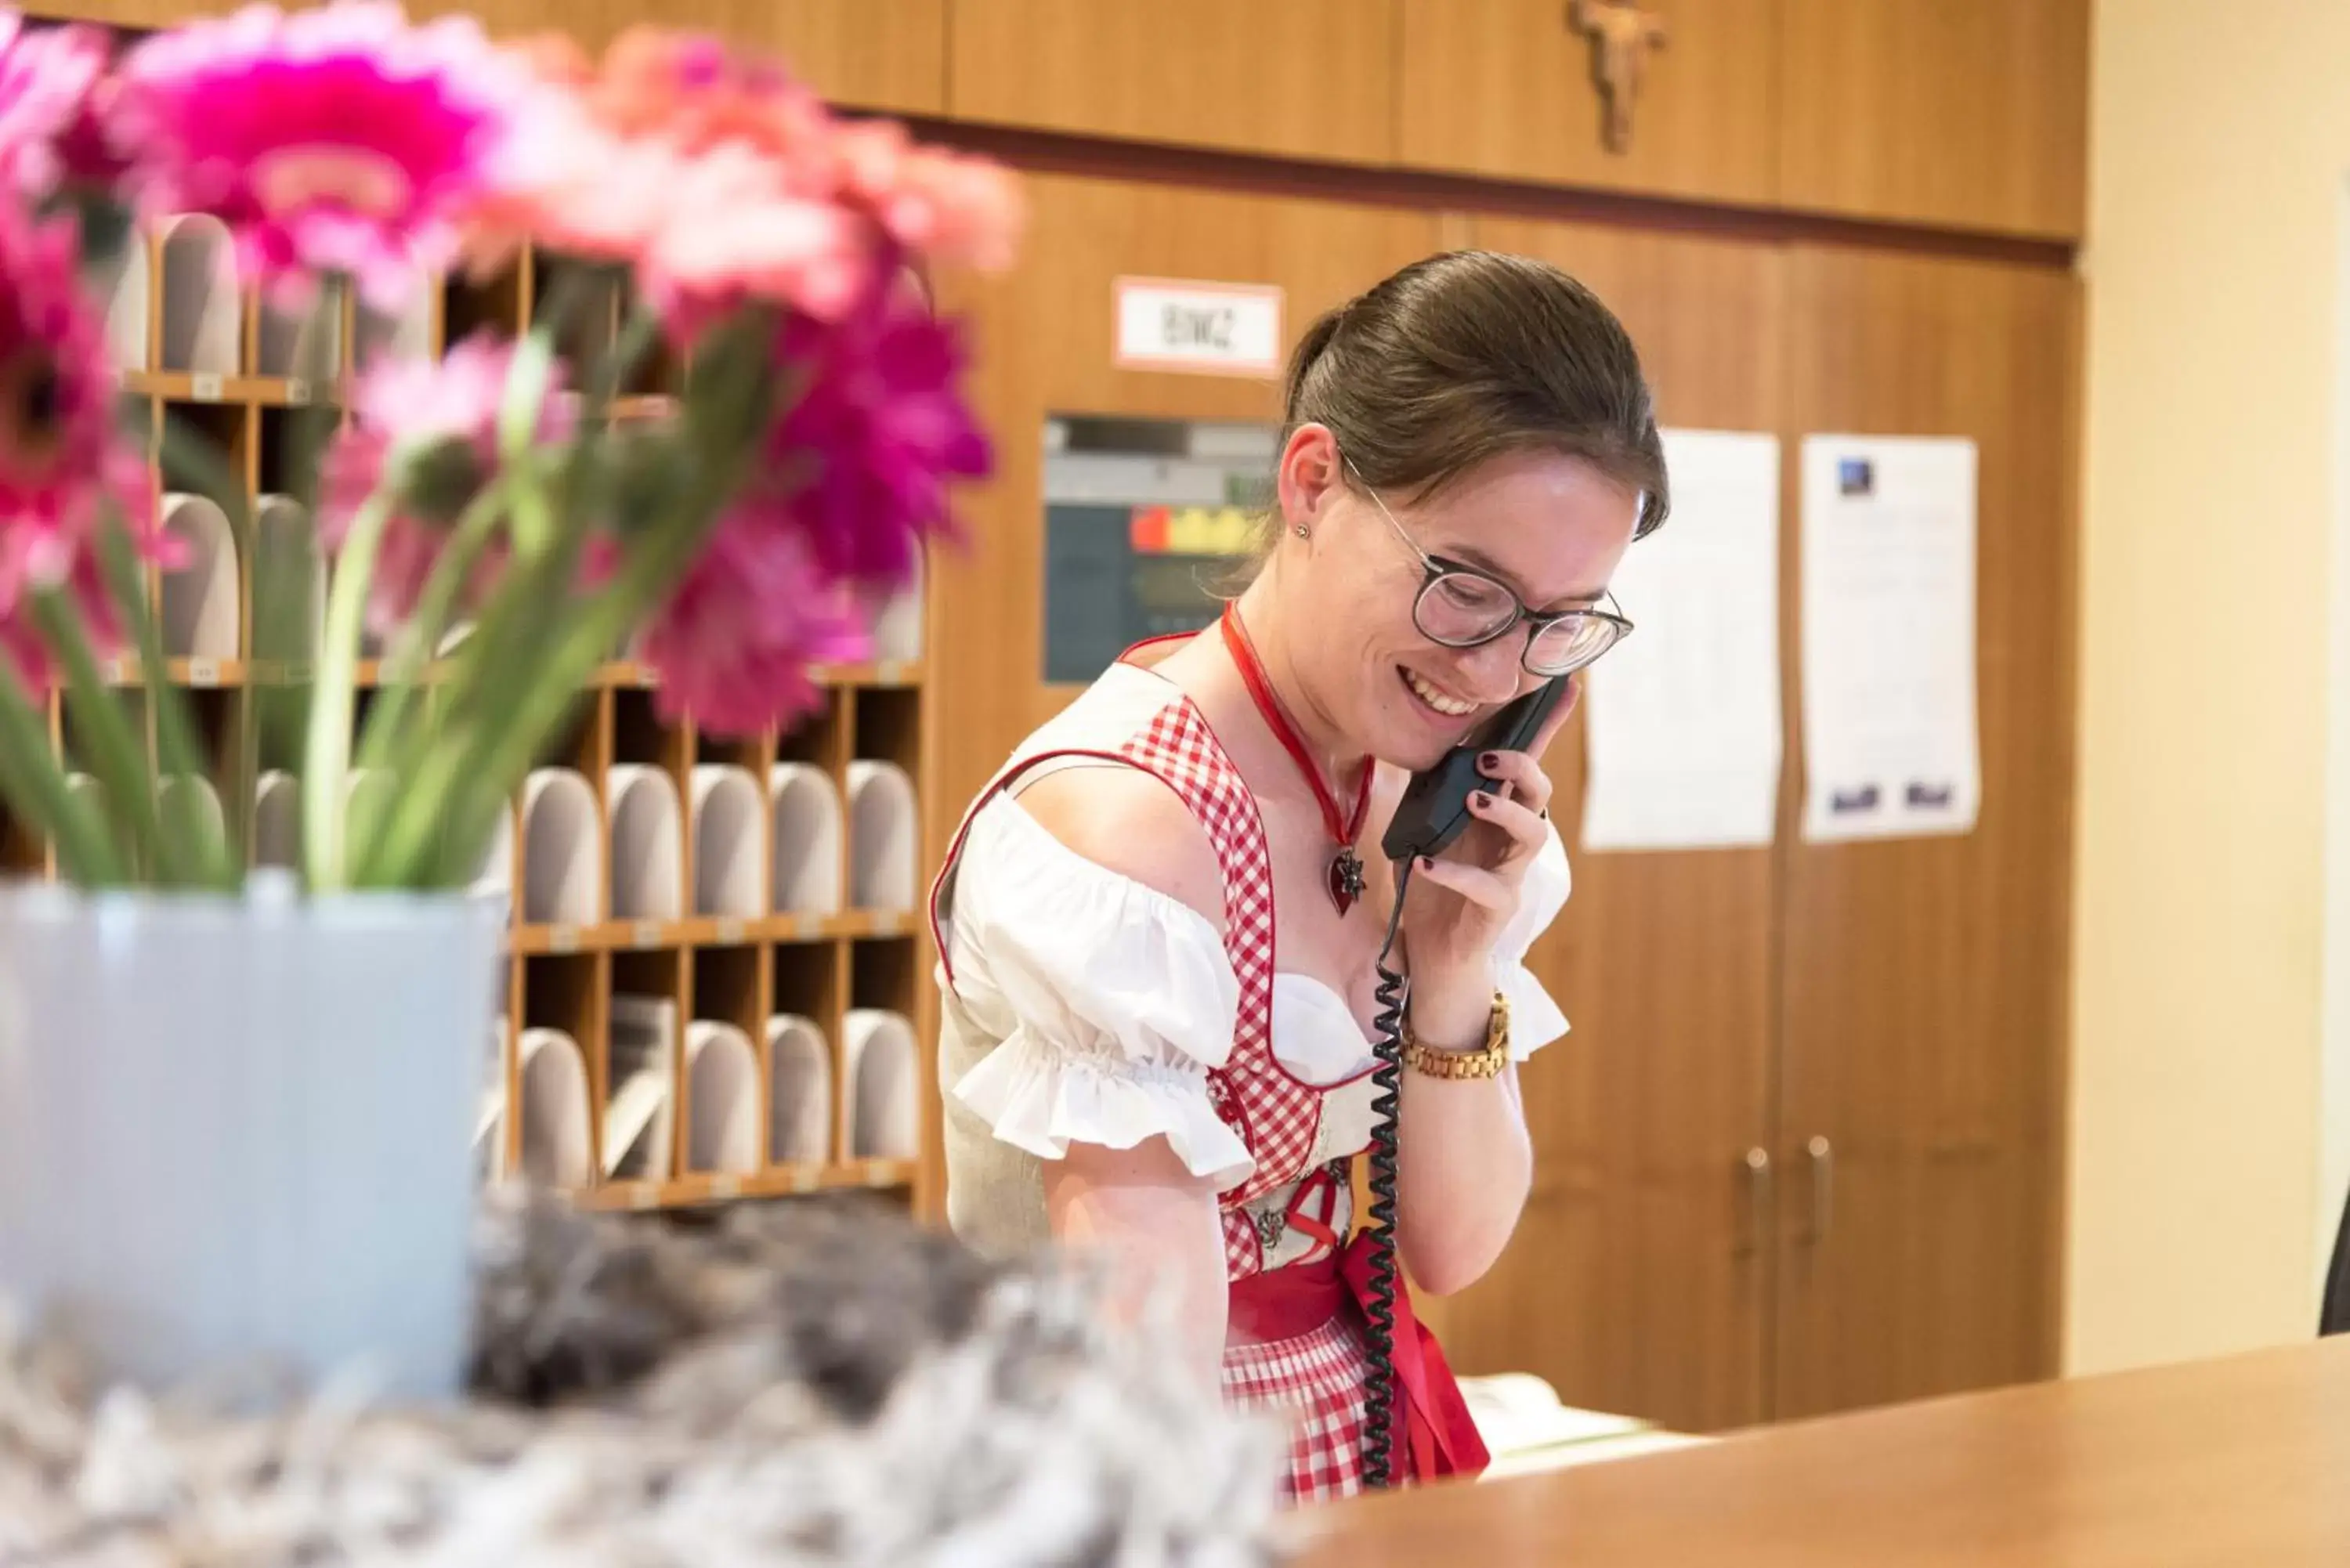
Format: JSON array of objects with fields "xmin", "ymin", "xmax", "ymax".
[
  {"xmin": 1418, "ymin": 219, "xmax": 1784, "ymax": 1433},
  {"xmin": 422, "ymin": 0, "xmax": 948, "ymax": 113},
  {"xmin": 927, "ymin": 175, "xmax": 1443, "ymax": 857},
  {"xmin": 1397, "ymin": 0, "xmax": 1781, "ymax": 208},
  {"xmin": 1773, "ymin": 245, "xmax": 2076, "ymax": 1419},
  {"xmin": 1777, "ymin": 0, "xmax": 2090, "ymax": 239},
  {"xmin": 947, "ymin": 0, "xmax": 1398, "ymax": 164}
]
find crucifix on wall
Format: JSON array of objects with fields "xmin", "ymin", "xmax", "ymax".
[{"xmin": 1569, "ymin": 0, "xmax": 1668, "ymax": 155}]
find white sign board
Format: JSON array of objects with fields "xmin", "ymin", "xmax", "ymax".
[{"xmin": 1114, "ymin": 277, "xmax": 1285, "ymax": 377}]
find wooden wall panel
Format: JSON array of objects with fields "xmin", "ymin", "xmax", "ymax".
[
  {"xmin": 1422, "ymin": 219, "xmax": 1784, "ymax": 1433},
  {"xmin": 1777, "ymin": 0, "xmax": 2090, "ymax": 239},
  {"xmin": 420, "ymin": 0, "xmax": 949, "ymax": 113},
  {"xmin": 946, "ymin": 0, "xmax": 1397, "ymax": 164},
  {"xmin": 1773, "ymin": 245, "xmax": 2077, "ymax": 1417},
  {"xmin": 927, "ymin": 175, "xmax": 1443, "ymax": 859},
  {"xmin": 1398, "ymin": 0, "xmax": 1780, "ymax": 208}
]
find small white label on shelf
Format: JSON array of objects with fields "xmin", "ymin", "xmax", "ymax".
[
  {"xmin": 285, "ymin": 377, "xmax": 310, "ymax": 406},
  {"xmin": 185, "ymin": 657, "xmax": 219, "ymax": 687},
  {"xmin": 550, "ymin": 925, "xmax": 580, "ymax": 954},
  {"xmin": 873, "ymin": 911, "xmax": 909, "ymax": 937},
  {"xmin": 1114, "ymin": 276, "xmax": 1285, "ymax": 376},
  {"xmin": 710, "ymin": 1173, "xmax": 741, "ymax": 1200},
  {"xmin": 865, "ymin": 1161, "xmax": 898, "ymax": 1188},
  {"xmin": 190, "ymin": 373, "xmax": 222, "ymax": 403},
  {"xmin": 792, "ymin": 1165, "xmax": 819, "ymax": 1194},
  {"xmin": 629, "ymin": 1184, "xmax": 658, "ymax": 1211},
  {"xmin": 634, "ymin": 665, "xmax": 658, "ymax": 688},
  {"xmin": 631, "ymin": 920, "xmax": 663, "ymax": 950},
  {"xmin": 876, "ymin": 661, "xmax": 910, "ymax": 686},
  {"xmin": 714, "ymin": 916, "xmax": 746, "ymax": 945},
  {"xmin": 102, "ymin": 656, "xmax": 128, "ymax": 685}
]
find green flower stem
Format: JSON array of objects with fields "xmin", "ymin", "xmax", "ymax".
[
  {"xmin": 0, "ymin": 667, "xmax": 120, "ymax": 886},
  {"xmin": 343, "ymin": 474, "xmax": 519, "ymax": 875},
  {"xmin": 93, "ymin": 513, "xmax": 237, "ymax": 883},
  {"xmin": 303, "ymin": 493, "xmax": 393, "ymax": 891},
  {"xmin": 29, "ymin": 588, "xmax": 193, "ymax": 886}
]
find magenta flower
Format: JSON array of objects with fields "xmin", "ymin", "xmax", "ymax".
[
  {"xmin": 319, "ymin": 331, "xmax": 579, "ymax": 636},
  {"xmin": 0, "ymin": 13, "xmax": 126, "ymax": 201},
  {"xmin": 756, "ymin": 284, "xmax": 991, "ymax": 588},
  {"xmin": 111, "ymin": 2, "xmax": 526, "ymax": 309},
  {"xmin": 638, "ymin": 516, "xmax": 870, "ymax": 738},
  {"xmin": 0, "ymin": 203, "xmax": 170, "ymax": 688}
]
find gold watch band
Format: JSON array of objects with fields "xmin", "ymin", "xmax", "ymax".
[{"xmin": 1401, "ymin": 991, "xmax": 1512, "ymax": 1081}]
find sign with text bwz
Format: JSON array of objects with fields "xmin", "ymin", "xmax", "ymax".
[{"xmin": 1113, "ymin": 277, "xmax": 1285, "ymax": 377}]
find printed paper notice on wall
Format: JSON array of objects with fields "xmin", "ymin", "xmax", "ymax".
[
  {"xmin": 1581, "ymin": 429, "xmax": 1782, "ymax": 853},
  {"xmin": 1114, "ymin": 277, "xmax": 1284, "ymax": 377},
  {"xmin": 1799, "ymin": 435, "xmax": 1980, "ymax": 843}
]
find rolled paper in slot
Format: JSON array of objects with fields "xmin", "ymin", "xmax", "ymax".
[
  {"xmin": 845, "ymin": 760, "xmax": 917, "ymax": 913},
  {"xmin": 515, "ymin": 1027, "xmax": 592, "ymax": 1188},
  {"xmin": 252, "ymin": 496, "xmax": 324, "ymax": 661},
  {"xmin": 157, "ymin": 774, "xmax": 225, "ymax": 854},
  {"xmin": 156, "ymin": 214, "xmax": 238, "ymax": 375},
  {"xmin": 765, "ymin": 1013, "xmax": 832, "ymax": 1165},
  {"xmin": 689, "ymin": 764, "xmax": 764, "ymax": 918},
  {"xmin": 519, "ymin": 768, "xmax": 602, "ymax": 927},
  {"xmin": 255, "ymin": 289, "xmax": 343, "ymax": 379},
  {"xmin": 471, "ymin": 800, "xmax": 516, "ymax": 901},
  {"xmin": 864, "ymin": 555, "xmax": 924, "ymax": 664},
  {"xmin": 158, "ymin": 493, "xmax": 239, "ymax": 660},
  {"xmin": 475, "ymin": 1021, "xmax": 510, "ymax": 1183},
  {"xmin": 354, "ymin": 267, "xmax": 436, "ymax": 369},
  {"xmin": 97, "ymin": 234, "xmax": 150, "ymax": 373},
  {"xmin": 768, "ymin": 762, "xmax": 843, "ymax": 915},
  {"xmin": 683, "ymin": 1019, "xmax": 761, "ymax": 1175},
  {"xmin": 608, "ymin": 764, "xmax": 684, "ymax": 920},
  {"xmin": 251, "ymin": 769, "xmax": 298, "ymax": 870},
  {"xmin": 842, "ymin": 1007, "xmax": 919, "ymax": 1162},
  {"xmin": 606, "ymin": 994, "xmax": 678, "ymax": 1181}
]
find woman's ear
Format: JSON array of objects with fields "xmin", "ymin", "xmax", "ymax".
[{"xmin": 1274, "ymin": 422, "xmax": 1342, "ymax": 532}]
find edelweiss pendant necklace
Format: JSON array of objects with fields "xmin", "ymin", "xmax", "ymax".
[{"xmin": 1218, "ymin": 604, "xmax": 1373, "ymax": 916}]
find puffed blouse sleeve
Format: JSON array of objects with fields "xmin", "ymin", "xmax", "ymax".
[
  {"xmin": 1489, "ymin": 820, "xmax": 1574, "ymax": 1060},
  {"xmin": 941, "ymin": 793, "xmax": 1255, "ymax": 1189}
]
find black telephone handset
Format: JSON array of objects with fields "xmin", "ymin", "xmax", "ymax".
[
  {"xmin": 1380, "ymin": 675, "xmax": 1571, "ymax": 865},
  {"xmin": 1357, "ymin": 674, "xmax": 1569, "ymax": 1493}
]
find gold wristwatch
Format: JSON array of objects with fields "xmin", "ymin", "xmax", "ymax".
[{"xmin": 1401, "ymin": 991, "xmax": 1512, "ymax": 1081}]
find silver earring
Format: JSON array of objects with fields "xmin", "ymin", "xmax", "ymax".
[{"xmin": 1293, "ymin": 524, "xmax": 1310, "ymax": 539}]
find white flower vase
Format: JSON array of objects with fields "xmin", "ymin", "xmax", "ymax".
[{"xmin": 0, "ymin": 873, "xmax": 506, "ymax": 1400}]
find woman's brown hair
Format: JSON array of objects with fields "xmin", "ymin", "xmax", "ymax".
[{"xmin": 1267, "ymin": 250, "xmax": 1668, "ymax": 562}]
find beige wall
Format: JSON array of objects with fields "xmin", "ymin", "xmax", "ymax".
[{"xmin": 2073, "ymin": 0, "xmax": 2347, "ymax": 1373}]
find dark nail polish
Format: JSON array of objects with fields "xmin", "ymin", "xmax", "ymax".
[
  {"xmin": 1420, "ymin": 857, "xmax": 1436, "ymax": 871},
  {"xmin": 1479, "ymin": 753, "xmax": 1499, "ymax": 771}
]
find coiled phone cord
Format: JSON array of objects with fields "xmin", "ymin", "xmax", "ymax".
[{"xmin": 1358, "ymin": 856, "xmax": 1413, "ymax": 1490}]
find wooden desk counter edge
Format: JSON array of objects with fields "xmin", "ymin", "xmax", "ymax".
[{"xmin": 1292, "ymin": 1339, "xmax": 2350, "ymax": 1567}]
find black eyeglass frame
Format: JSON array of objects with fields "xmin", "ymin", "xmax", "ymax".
[{"xmin": 1340, "ymin": 454, "xmax": 1635, "ymax": 678}]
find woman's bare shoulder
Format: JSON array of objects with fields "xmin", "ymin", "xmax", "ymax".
[{"xmin": 1014, "ymin": 764, "xmax": 1225, "ymax": 930}]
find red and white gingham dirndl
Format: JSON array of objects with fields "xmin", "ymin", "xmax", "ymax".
[
  {"xmin": 930, "ymin": 659, "xmax": 1372, "ymax": 1505},
  {"xmin": 1111, "ymin": 695, "xmax": 1378, "ymax": 1505}
]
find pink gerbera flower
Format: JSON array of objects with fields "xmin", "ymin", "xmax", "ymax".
[
  {"xmin": 753, "ymin": 284, "xmax": 991, "ymax": 587},
  {"xmin": 0, "ymin": 13, "xmax": 126, "ymax": 201},
  {"xmin": 111, "ymin": 2, "xmax": 526, "ymax": 309},
  {"xmin": 0, "ymin": 203, "xmax": 170, "ymax": 687},
  {"xmin": 637, "ymin": 512, "xmax": 870, "ymax": 738},
  {"xmin": 319, "ymin": 331, "xmax": 580, "ymax": 636}
]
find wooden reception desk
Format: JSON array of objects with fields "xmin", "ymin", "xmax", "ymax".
[{"xmin": 1295, "ymin": 1340, "xmax": 2350, "ymax": 1566}]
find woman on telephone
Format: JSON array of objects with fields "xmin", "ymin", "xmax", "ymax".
[{"xmin": 927, "ymin": 250, "xmax": 1668, "ymax": 1503}]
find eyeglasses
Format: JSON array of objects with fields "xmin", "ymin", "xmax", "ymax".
[{"xmin": 1343, "ymin": 456, "xmax": 1633, "ymax": 677}]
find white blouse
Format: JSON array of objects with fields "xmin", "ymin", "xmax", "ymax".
[{"xmin": 935, "ymin": 772, "xmax": 1574, "ymax": 1269}]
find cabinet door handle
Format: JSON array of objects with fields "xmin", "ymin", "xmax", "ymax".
[
  {"xmin": 1737, "ymin": 1147, "xmax": 1772, "ymax": 1255},
  {"xmin": 1806, "ymin": 1135, "xmax": 1835, "ymax": 1245}
]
